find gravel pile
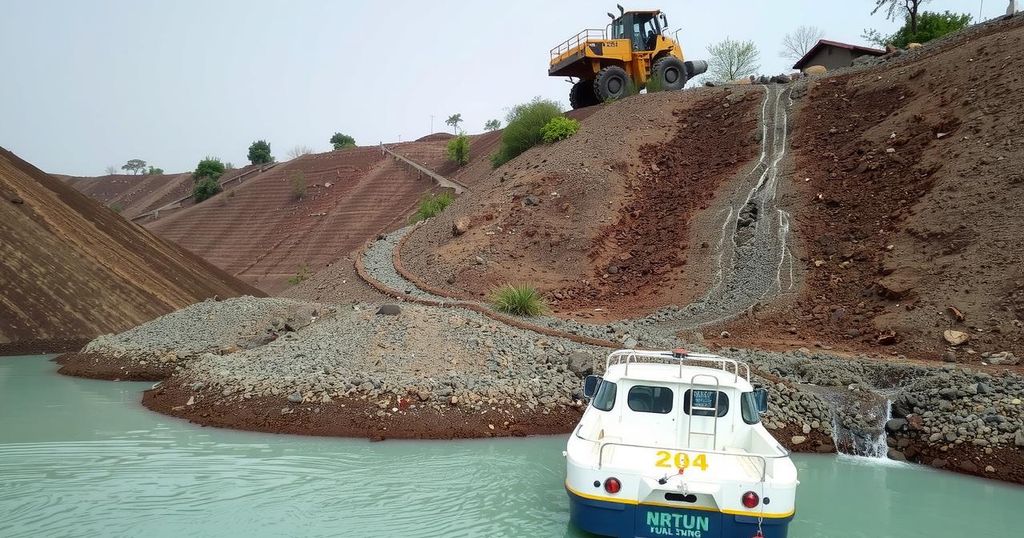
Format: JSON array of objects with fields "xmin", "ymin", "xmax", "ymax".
[
  {"xmin": 84, "ymin": 296, "xmax": 321, "ymax": 362},
  {"xmin": 182, "ymin": 302, "xmax": 609, "ymax": 414}
]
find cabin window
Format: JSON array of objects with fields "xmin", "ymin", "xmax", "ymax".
[
  {"xmin": 627, "ymin": 385, "xmax": 673, "ymax": 414},
  {"xmin": 592, "ymin": 380, "xmax": 617, "ymax": 411},
  {"xmin": 741, "ymin": 392, "xmax": 761, "ymax": 425},
  {"xmin": 683, "ymin": 389, "xmax": 729, "ymax": 417}
]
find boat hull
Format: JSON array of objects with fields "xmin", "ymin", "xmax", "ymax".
[{"xmin": 568, "ymin": 487, "xmax": 792, "ymax": 538}]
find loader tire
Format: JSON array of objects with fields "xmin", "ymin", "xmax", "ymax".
[
  {"xmin": 594, "ymin": 66, "xmax": 631, "ymax": 102},
  {"xmin": 569, "ymin": 80, "xmax": 597, "ymax": 109},
  {"xmin": 651, "ymin": 56, "xmax": 687, "ymax": 91}
]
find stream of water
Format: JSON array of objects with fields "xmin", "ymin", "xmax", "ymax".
[{"xmin": 0, "ymin": 356, "xmax": 1019, "ymax": 537}]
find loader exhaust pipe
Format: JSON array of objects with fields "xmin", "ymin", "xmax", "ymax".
[{"xmin": 684, "ymin": 60, "xmax": 708, "ymax": 78}]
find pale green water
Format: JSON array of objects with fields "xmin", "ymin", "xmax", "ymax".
[{"xmin": 0, "ymin": 356, "xmax": 1019, "ymax": 537}]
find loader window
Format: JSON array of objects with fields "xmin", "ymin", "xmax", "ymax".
[{"xmin": 633, "ymin": 14, "xmax": 659, "ymax": 51}]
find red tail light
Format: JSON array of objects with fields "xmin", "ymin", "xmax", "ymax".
[
  {"xmin": 741, "ymin": 491, "xmax": 760, "ymax": 508},
  {"xmin": 604, "ymin": 477, "xmax": 621, "ymax": 494}
]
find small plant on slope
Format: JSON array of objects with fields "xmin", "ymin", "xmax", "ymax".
[
  {"xmin": 410, "ymin": 192, "xmax": 454, "ymax": 223},
  {"xmin": 290, "ymin": 171, "xmax": 306, "ymax": 201},
  {"xmin": 491, "ymin": 284, "xmax": 546, "ymax": 317},
  {"xmin": 540, "ymin": 116, "xmax": 580, "ymax": 143},
  {"xmin": 446, "ymin": 134, "xmax": 470, "ymax": 166},
  {"xmin": 288, "ymin": 263, "xmax": 311, "ymax": 285}
]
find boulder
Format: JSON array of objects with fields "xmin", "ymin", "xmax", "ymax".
[
  {"xmin": 284, "ymin": 306, "xmax": 317, "ymax": 332},
  {"xmin": 803, "ymin": 65, "xmax": 827, "ymax": 76},
  {"xmin": 791, "ymin": 435, "xmax": 807, "ymax": 445},
  {"xmin": 887, "ymin": 448, "xmax": 907, "ymax": 462},
  {"xmin": 287, "ymin": 392, "xmax": 303, "ymax": 404},
  {"xmin": 376, "ymin": 304, "xmax": 402, "ymax": 316},
  {"xmin": 568, "ymin": 352, "xmax": 594, "ymax": 377},
  {"xmin": 987, "ymin": 351, "xmax": 1019, "ymax": 365},
  {"xmin": 877, "ymin": 270, "xmax": 918, "ymax": 298},
  {"xmin": 452, "ymin": 217, "xmax": 471, "ymax": 236},
  {"xmin": 522, "ymin": 195, "xmax": 540, "ymax": 207},
  {"xmin": 885, "ymin": 418, "xmax": 908, "ymax": 433},
  {"xmin": 1015, "ymin": 429, "xmax": 1024, "ymax": 448},
  {"xmin": 943, "ymin": 330, "xmax": 970, "ymax": 346},
  {"xmin": 907, "ymin": 42, "xmax": 923, "ymax": 49}
]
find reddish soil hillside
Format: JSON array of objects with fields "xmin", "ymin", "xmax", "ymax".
[
  {"xmin": 400, "ymin": 89, "xmax": 764, "ymax": 320},
  {"xmin": 0, "ymin": 147, "xmax": 261, "ymax": 354},
  {"xmin": 720, "ymin": 15, "xmax": 1024, "ymax": 360},
  {"xmin": 146, "ymin": 141, "xmax": 473, "ymax": 293}
]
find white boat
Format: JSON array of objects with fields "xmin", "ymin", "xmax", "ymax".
[{"xmin": 565, "ymin": 349, "xmax": 798, "ymax": 537}]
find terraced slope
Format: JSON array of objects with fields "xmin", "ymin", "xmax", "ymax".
[
  {"xmin": 147, "ymin": 142, "xmax": 458, "ymax": 293},
  {"xmin": 0, "ymin": 147, "xmax": 261, "ymax": 353}
]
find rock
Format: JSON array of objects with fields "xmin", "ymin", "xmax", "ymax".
[
  {"xmin": 943, "ymin": 330, "xmax": 970, "ymax": 346},
  {"xmin": 284, "ymin": 305, "xmax": 317, "ymax": 332},
  {"xmin": 887, "ymin": 449, "xmax": 907, "ymax": 462},
  {"xmin": 942, "ymin": 351, "xmax": 956, "ymax": 363},
  {"xmin": 930, "ymin": 458, "xmax": 947, "ymax": 469},
  {"xmin": 376, "ymin": 304, "xmax": 402, "ymax": 316},
  {"xmin": 876, "ymin": 331, "xmax": 898, "ymax": 345},
  {"xmin": 522, "ymin": 195, "xmax": 540, "ymax": 207},
  {"xmin": 1015, "ymin": 429, "xmax": 1024, "ymax": 448},
  {"xmin": 186, "ymin": 396, "xmax": 195, "ymax": 406},
  {"xmin": 623, "ymin": 337, "xmax": 638, "ymax": 349},
  {"xmin": 719, "ymin": 331, "xmax": 730, "ymax": 338},
  {"xmin": 416, "ymin": 390, "xmax": 431, "ymax": 402},
  {"xmin": 907, "ymin": 42, "xmax": 923, "ymax": 49},
  {"xmin": 987, "ymin": 351, "xmax": 1019, "ymax": 365},
  {"xmin": 803, "ymin": 65, "xmax": 827, "ymax": 76},
  {"xmin": 568, "ymin": 352, "xmax": 594, "ymax": 377},
  {"xmin": 885, "ymin": 418, "xmax": 907, "ymax": 433},
  {"xmin": 877, "ymin": 271, "xmax": 918, "ymax": 299},
  {"xmin": 287, "ymin": 392, "xmax": 303, "ymax": 404},
  {"xmin": 452, "ymin": 217, "xmax": 471, "ymax": 236},
  {"xmin": 801, "ymin": 424, "xmax": 811, "ymax": 434},
  {"xmin": 9, "ymin": 197, "xmax": 24, "ymax": 204},
  {"xmin": 986, "ymin": 465, "xmax": 996, "ymax": 473},
  {"xmin": 791, "ymin": 435, "xmax": 807, "ymax": 445},
  {"xmin": 450, "ymin": 396, "xmax": 459, "ymax": 406},
  {"xmin": 958, "ymin": 461, "xmax": 979, "ymax": 473}
]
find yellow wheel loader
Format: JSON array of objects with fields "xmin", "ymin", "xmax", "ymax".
[{"xmin": 549, "ymin": 5, "xmax": 707, "ymax": 109}]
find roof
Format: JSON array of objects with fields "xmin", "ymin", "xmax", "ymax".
[{"xmin": 792, "ymin": 39, "xmax": 887, "ymax": 70}]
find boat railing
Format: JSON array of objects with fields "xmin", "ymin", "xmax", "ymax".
[
  {"xmin": 606, "ymin": 350, "xmax": 751, "ymax": 383},
  {"xmin": 574, "ymin": 426, "xmax": 790, "ymax": 483}
]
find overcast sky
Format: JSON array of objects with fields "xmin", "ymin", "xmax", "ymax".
[{"xmin": 0, "ymin": 0, "xmax": 1002, "ymax": 175}]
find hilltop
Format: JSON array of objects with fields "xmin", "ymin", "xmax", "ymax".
[{"xmin": 0, "ymin": 147, "xmax": 261, "ymax": 354}]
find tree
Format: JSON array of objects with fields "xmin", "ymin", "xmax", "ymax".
[
  {"xmin": 105, "ymin": 165, "xmax": 117, "ymax": 175},
  {"xmin": 122, "ymin": 159, "xmax": 147, "ymax": 175},
  {"xmin": 864, "ymin": 10, "xmax": 971, "ymax": 47},
  {"xmin": 330, "ymin": 132, "xmax": 356, "ymax": 150},
  {"xmin": 247, "ymin": 140, "xmax": 273, "ymax": 165},
  {"xmin": 872, "ymin": 0, "xmax": 930, "ymax": 35},
  {"xmin": 780, "ymin": 25, "xmax": 825, "ymax": 60},
  {"xmin": 193, "ymin": 157, "xmax": 225, "ymax": 182},
  {"xmin": 484, "ymin": 119, "xmax": 501, "ymax": 132},
  {"xmin": 288, "ymin": 145, "xmax": 313, "ymax": 159},
  {"xmin": 446, "ymin": 135, "xmax": 470, "ymax": 166},
  {"xmin": 145, "ymin": 166, "xmax": 164, "ymax": 175},
  {"xmin": 445, "ymin": 113, "xmax": 463, "ymax": 134},
  {"xmin": 706, "ymin": 38, "xmax": 760, "ymax": 82}
]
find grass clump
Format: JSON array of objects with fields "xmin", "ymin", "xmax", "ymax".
[
  {"xmin": 540, "ymin": 116, "xmax": 580, "ymax": 143},
  {"xmin": 287, "ymin": 263, "xmax": 310, "ymax": 285},
  {"xmin": 490, "ymin": 97, "xmax": 562, "ymax": 168},
  {"xmin": 410, "ymin": 192, "xmax": 454, "ymax": 222},
  {"xmin": 290, "ymin": 171, "xmax": 306, "ymax": 201},
  {"xmin": 491, "ymin": 284, "xmax": 546, "ymax": 317},
  {"xmin": 446, "ymin": 134, "xmax": 470, "ymax": 166}
]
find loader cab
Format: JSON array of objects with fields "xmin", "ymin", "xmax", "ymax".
[{"xmin": 609, "ymin": 10, "xmax": 664, "ymax": 52}]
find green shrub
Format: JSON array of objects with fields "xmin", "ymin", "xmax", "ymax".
[
  {"xmin": 247, "ymin": 140, "xmax": 273, "ymax": 165},
  {"xmin": 410, "ymin": 192, "xmax": 454, "ymax": 222},
  {"xmin": 490, "ymin": 97, "xmax": 562, "ymax": 168},
  {"xmin": 491, "ymin": 284, "xmax": 546, "ymax": 317},
  {"xmin": 145, "ymin": 166, "xmax": 164, "ymax": 175},
  {"xmin": 540, "ymin": 116, "xmax": 580, "ymax": 143},
  {"xmin": 109, "ymin": 202, "xmax": 123, "ymax": 213},
  {"xmin": 645, "ymin": 73, "xmax": 664, "ymax": 93},
  {"xmin": 446, "ymin": 134, "xmax": 470, "ymax": 165},
  {"xmin": 290, "ymin": 172, "xmax": 306, "ymax": 201},
  {"xmin": 288, "ymin": 264, "xmax": 311, "ymax": 285},
  {"xmin": 193, "ymin": 177, "xmax": 221, "ymax": 202},
  {"xmin": 330, "ymin": 132, "xmax": 356, "ymax": 150},
  {"xmin": 193, "ymin": 157, "xmax": 225, "ymax": 181},
  {"xmin": 864, "ymin": 11, "xmax": 971, "ymax": 48}
]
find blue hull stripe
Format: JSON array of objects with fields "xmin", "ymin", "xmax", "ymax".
[{"xmin": 567, "ymin": 487, "xmax": 793, "ymax": 538}]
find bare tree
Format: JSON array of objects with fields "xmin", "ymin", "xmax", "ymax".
[
  {"xmin": 872, "ymin": 0, "xmax": 930, "ymax": 34},
  {"xmin": 105, "ymin": 165, "xmax": 117, "ymax": 175},
  {"xmin": 288, "ymin": 145, "xmax": 314, "ymax": 160},
  {"xmin": 780, "ymin": 25, "xmax": 825, "ymax": 61},
  {"xmin": 706, "ymin": 38, "xmax": 760, "ymax": 82}
]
